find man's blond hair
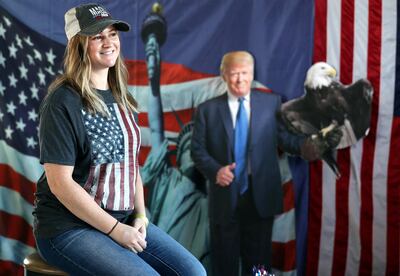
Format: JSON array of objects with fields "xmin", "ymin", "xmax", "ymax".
[{"xmin": 220, "ymin": 51, "xmax": 254, "ymax": 75}]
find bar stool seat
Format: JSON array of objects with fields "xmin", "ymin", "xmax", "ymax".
[{"xmin": 23, "ymin": 252, "xmax": 67, "ymax": 276}]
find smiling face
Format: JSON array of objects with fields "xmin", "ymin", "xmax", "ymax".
[
  {"xmin": 88, "ymin": 26, "xmax": 120, "ymax": 72},
  {"xmin": 221, "ymin": 52, "xmax": 254, "ymax": 97}
]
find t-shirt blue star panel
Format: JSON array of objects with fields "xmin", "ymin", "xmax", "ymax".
[{"xmin": 82, "ymin": 108, "xmax": 124, "ymax": 166}]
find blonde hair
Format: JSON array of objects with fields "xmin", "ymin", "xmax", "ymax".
[
  {"xmin": 48, "ymin": 34, "xmax": 137, "ymax": 115},
  {"xmin": 219, "ymin": 51, "xmax": 254, "ymax": 75}
]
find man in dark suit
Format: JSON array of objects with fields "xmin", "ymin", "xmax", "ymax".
[{"xmin": 191, "ymin": 51, "xmax": 306, "ymax": 275}]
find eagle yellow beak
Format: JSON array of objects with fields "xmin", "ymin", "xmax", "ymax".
[{"xmin": 328, "ymin": 67, "xmax": 337, "ymax": 77}]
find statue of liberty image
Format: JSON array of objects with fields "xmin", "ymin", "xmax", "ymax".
[
  {"xmin": 137, "ymin": 5, "xmax": 298, "ymax": 274},
  {"xmin": 139, "ymin": 4, "xmax": 211, "ymax": 272},
  {"xmin": 141, "ymin": 117, "xmax": 210, "ymax": 269}
]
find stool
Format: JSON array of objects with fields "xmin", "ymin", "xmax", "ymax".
[{"xmin": 23, "ymin": 252, "xmax": 67, "ymax": 276}]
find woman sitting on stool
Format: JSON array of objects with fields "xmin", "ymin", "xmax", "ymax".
[{"xmin": 33, "ymin": 3, "xmax": 206, "ymax": 275}]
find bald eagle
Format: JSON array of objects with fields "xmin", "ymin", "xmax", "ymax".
[{"xmin": 279, "ymin": 62, "xmax": 373, "ymax": 177}]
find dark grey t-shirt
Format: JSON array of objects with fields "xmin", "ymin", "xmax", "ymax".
[{"xmin": 33, "ymin": 85, "xmax": 141, "ymax": 238}]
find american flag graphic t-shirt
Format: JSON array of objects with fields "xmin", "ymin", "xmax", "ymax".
[{"xmin": 82, "ymin": 90, "xmax": 141, "ymax": 211}]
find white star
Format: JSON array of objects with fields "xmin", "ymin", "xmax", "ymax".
[
  {"xmin": 33, "ymin": 48, "xmax": 42, "ymax": 61},
  {"xmin": 0, "ymin": 23, "xmax": 5, "ymax": 40},
  {"xmin": 19, "ymin": 91, "xmax": 28, "ymax": 105},
  {"xmin": 27, "ymin": 137, "xmax": 38, "ymax": 149},
  {"xmin": 8, "ymin": 43, "xmax": 18, "ymax": 59},
  {"xmin": 16, "ymin": 118, "xmax": 26, "ymax": 131},
  {"xmin": 0, "ymin": 52, "xmax": 5, "ymax": 68},
  {"xmin": 19, "ymin": 62, "xmax": 28, "ymax": 80},
  {"xmin": 30, "ymin": 83, "xmax": 39, "ymax": 100},
  {"xmin": 0, "ymin": 81, "xmax": 5, "ymax": 96},
  {"xmin": 24, "ymin": 36, "xmax": 34, "ymax": 46},
  {"xmin": 8, "ymin": 73, "xmax": 18, "ymax": 87},
  {"xmin": 5, "ymin": 125, "xmax": 14, "ymax": 140},
  {"xmin": 28, "ymin": 108, "xmax": 38, "ymax": 121},
  {"xmin": 3, "ymin": 16, "xmax": 11, "ymax": 27},
  {"xmin": 46, "ymin": 48, "xmax": 56, "ymax": 65},
  {"xmin": 27, "ymin": 54, "xmax": 35, "ymax": 65},
  {"xmin": 15, "ymin": 34, "xmax": 23, "ymax": 49},
  {"xmin": 38, "ymin": 68, "xmax": 46, "ymax": 85},
  {"xmin": 0, "ymin": 110, "xmax": 4, "ymax": 121},
  {"xmin": 45, "ymin": 66, "xmax": 55, "ymax": 76},
  {"xmin": 6, "ymin": 101, "xmax": 17, "ymax": 115}
]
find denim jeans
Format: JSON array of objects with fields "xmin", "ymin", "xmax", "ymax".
[{"xmin": 35, "ymin": 223, "xmax": 206, "ymax": 276}]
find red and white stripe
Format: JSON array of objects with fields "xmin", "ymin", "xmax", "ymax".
[
  {"xmin": 0, "ymin": 141, "xmax": 41, "ymax": 274},
  {"xmin": 307, "ymin": 0, "xmax": 398, "ymax": 275}
]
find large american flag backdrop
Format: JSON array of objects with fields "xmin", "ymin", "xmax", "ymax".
[
  {"xmin": 0, "ymin": 1, "xmax": 398, "ymax": 276},
  {"xmin": 307, "ymin": 1, "xmax": 400, "ymax": 276}
]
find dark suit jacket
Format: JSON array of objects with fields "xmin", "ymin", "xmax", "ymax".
[{"xmin": 191, "ymin": 90, "xmax": 303, "ymax": 222}]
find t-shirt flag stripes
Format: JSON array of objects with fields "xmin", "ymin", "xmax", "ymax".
[{"xmin": 0, "ymin": 1, "xmax": 398, "ymax": 276}]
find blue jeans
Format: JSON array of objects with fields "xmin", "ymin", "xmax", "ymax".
[{"xmin": 35, "ymin": 223, "xmax": 206, "ymax": 276}]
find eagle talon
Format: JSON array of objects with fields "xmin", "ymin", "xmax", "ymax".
[
  {"xmin": 320, "ymin": 124, "xmax": 334, "ymax": 137},
  {"xmin": 319, "ymin": 121, "xmax": 338, "ymax": 137}
]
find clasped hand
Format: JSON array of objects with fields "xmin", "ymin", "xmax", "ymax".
[{"xmin": 109, "ymin": 219, "xmax": 147, "ymax": 253}]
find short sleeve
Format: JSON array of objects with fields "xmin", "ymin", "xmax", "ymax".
[{"xmin": 39, "ymin": 93, "xmax": 80, "ymax": 165}]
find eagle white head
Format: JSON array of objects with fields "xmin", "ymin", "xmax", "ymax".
[{"xmin": 304, "ymin": 62, "xmax": 337, "ymax": 89}]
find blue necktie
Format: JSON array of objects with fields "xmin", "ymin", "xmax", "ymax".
[{"xmin": 234, "ymin": 97, "xmax": 248, "ymax": 195}]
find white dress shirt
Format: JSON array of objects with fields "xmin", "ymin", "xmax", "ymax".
[{"xmin": 227, "ymin": 91, "xmax": 251, "ymax": 128}]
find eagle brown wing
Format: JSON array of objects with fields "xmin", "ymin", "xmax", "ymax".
[
  {"xmin": 279, "ymin": 94, "xmax": 324, "ymax": 136},
  {"xmin": 339, "ymin": 79, "xmax": 373, "ymax": 140}
]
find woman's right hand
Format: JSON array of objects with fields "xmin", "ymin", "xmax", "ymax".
[{"xmin": 109, "ymin": 222, "xmax": 147, "ymax": 253}]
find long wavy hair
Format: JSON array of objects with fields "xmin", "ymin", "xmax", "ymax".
[{"xmin": 48, "ymin": 33, "xmax": 137, "ymax": 115}]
